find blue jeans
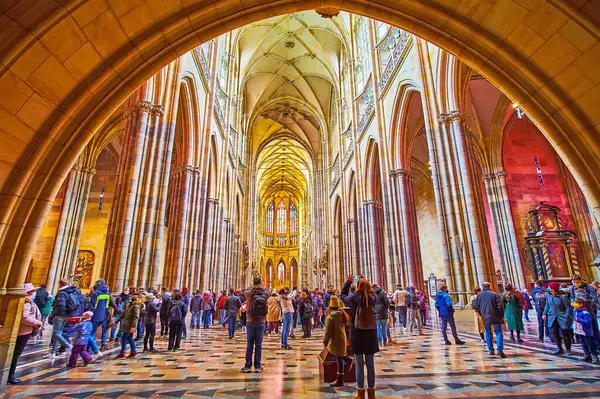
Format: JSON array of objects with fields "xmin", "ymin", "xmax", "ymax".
[
  {"xmin": 376, "ymin": 319, "xmax": 388, "ymax": 345},
  {"xmin": 228, "ymin": 313, "xmax": 237, "ymax": 337},
  {"xmin": 484, "ymin": 324, "xmax": 504, "ymax": 352},
  {"xmin": 203, "ymin": 310, "xmax": 211, "ymax": 328},
  {"xmin": 536, "ymin": 311, "xmax": 550, "ymax": 340},
  {"xmin": 355, "ymin": 353, "xmax": 375, "ymax": 389},
  {"xmin": 121, "ymin": 332, "xmax": 136, "ymax": 354},
  {"xmin": 87, "ymin": 336, "xmax": 99, "ymax": 354},
  {"xmin": 220, "ymin": 309, "xmax": 226, "ymax": 325},
  {"xmin": 191, "ymin": 312, "xmax": 201, "ymax": 328},
  {"xmin": 245, "ymin": 321, "xmax": 265, "ymax": 369},
  {"xmin": 51, "ymin": 316, "xmax": 72, "ymax": 353},
  {"xmin": 281, "ymin": 312, "xmax": 293, "ymax": 347},
  {"xmin": 110, "ymin": 321, "xmax": 121, "ymax": 340},
  {"xmin": 92, "ymin": 320, "xmax": 108, "ymax": 345}
]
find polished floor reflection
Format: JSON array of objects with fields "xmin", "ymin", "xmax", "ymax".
[{"xmin": 6, "ymin": 312, "xmax": 600, "ymax": 398}]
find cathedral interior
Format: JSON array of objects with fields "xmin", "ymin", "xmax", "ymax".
[{"xmin": 1, "ymin": 1, "xmax": 600, "ymax": 397}]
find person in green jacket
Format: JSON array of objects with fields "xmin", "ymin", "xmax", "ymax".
[
  {"xmin": 116, "ymin": 292, "xmax": 141, "ymax": 359},
  {"xmin": 323, "ymin": 295, "xmax": 349, "ymax": 388},
  {"xmin": 502, "ymin": 284, "xmax": 524, "ymax": 343}
]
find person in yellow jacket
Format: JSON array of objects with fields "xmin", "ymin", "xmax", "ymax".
[
  {"xmin": 267, "ymin": 292, "xmax": 281, "ymax": 334},
  {"xmin": 323, "ymin": 296, "xmax": 349, "ymax": 388}
]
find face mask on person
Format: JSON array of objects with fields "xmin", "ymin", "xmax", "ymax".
[
  {"xmin": 574, "ymin": 281, "xmax": 582, "ymax": 288},
  {"xmin": 27, "ymin": 292, "xmax": 36, "ymax": 300},
  {"xmin": 124, "ymin": 290, "xmax": 130, "ymax": 296},
  {"xmin": 560, "ymin": 287, "xmax": 569, "ymax": 293}
]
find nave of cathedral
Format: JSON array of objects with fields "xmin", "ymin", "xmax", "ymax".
[{"xmin": 1, "ymin": 1, "xmax": 600, "ymax": 397}]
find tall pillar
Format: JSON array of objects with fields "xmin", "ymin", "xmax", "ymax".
[
  {"xmin": 429, "ymin": 111, "xmax": 495, "ymax": 299},
  {"xmin": 363, "ymin": 200, "xmax": 386, "ymax": 286},
  {"xmin": 483, "ymin": 170, "xmax": 526, "ymax": 288},
  {"xmin": 47, "ymin": 160, "xmax": 96, "ymax": 292},
  {"xmin": 347, "ymin": 218, "xmax": 360, "ymax": 275},
  {"xmin": 201, "ymin": 198, "xmax": 218, "ymax": 291},
  {"xmin": 390, "ymin": 168, "xmax": 424, "ymax": 289},
  {"xmin": 103, "ymin": 96, "xmax": 177, "ymax": 291}
]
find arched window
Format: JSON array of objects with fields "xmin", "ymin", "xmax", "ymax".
[
  {"xmin": 290, "ymin": 202, "xmax": 298, "ymax": 234},
  {"xmin": 354, "ymin": 16, "xmax": 371, "ymax": 93},
  {"xmin": 266, "ymin": 202, "xmax": 274, "ymax": 233},
  {"xmin": 277, "ymin": 200, "xmax": 287, "ymax": 235}
]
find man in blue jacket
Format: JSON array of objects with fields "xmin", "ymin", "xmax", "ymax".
[
  {"xmin": 89, "ymin": 279, "xmax": 115, "ymax": 351},
  {"xmin": 434, "ymin": 285, "xmax": 465, "ymax": 345}
]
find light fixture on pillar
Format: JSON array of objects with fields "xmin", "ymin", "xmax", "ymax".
[{"xmin": 512, "ymin": 103, "xmax": 524, "ymax": 119}]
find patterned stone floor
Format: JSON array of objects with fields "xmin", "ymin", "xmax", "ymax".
[{"xmin": 4, "ymin": 311, "xmax": 600, "ymax": 398}]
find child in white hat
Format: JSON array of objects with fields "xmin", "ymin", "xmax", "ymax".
[{"xmin": 67, "ymin": 311, "xmax": 94, "ymax": 367}]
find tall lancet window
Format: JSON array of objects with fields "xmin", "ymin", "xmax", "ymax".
[
  {"xmin": 277, "ymin": 200, "xmax": 287, "ymax": 245},
  {"xmin": 266, "ymin": 202, "xmax": 274, "ymax": 245},
  {"xmin": 290, "ymin": 202, "xmax": 298, "ymax": 245}
]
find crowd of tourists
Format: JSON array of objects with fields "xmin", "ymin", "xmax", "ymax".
[{"xmin": 8, "ymin": 273, "xmax": 600, "ymax": 399}]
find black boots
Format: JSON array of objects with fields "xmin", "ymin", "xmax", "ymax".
[{"xmin": 330, "ymin": 373, "xmax": 344, "ymax": 388}]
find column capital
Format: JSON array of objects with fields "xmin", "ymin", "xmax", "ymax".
[
  {"xmin": 347, "ymin": 218, "xmax": 356, "ymax": 224},
  {"xmin": 389, "ymin": 168, "xmax": 410, "ymax": 178},
  {"xmin": 482, "ymin": 172, "xmax": 495, "ymax": 182},
  {"xmin": 207, "ymin": 198, "xmax": 220, "ymax": 205},
  {"xmin": 363, "ymin": 199, "xmax": 382, "ymax": 208},
  {"xmin": 438, "ymin": 110, "xmax": 463, "ymax": 125},
  {"xmin": 495, "ymin": 170, "xmax": 507, "ymax": 179},
  {"xmin": 332, "ymin": 234, "xmax": 340, "ymax": 239}
]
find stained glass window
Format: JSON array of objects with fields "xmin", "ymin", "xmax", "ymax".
[
  {"xmin": 277, "ymin": 200, "xmax": 287, "ymax": 235},
  {"xmin": 290, "ymin": 202, "xmax": 298, "ymax": 234},
  {"xmin": 266, "ymin": 202, "xmax": 274, "ymax": 233},
  {"xmin": 355, "ymin": 17, "xmax": 371, "ymax": 93}
]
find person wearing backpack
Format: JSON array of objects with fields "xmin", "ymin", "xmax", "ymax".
[
  {"xmin": 241, "ymin": 276, "xmax": 270, "ymax": 373},
  {"xmin": 201, "ymin": 291, "xmax": 215, "ymax": 329},
  {"xmin": 225, "ymin": 288, "xmax": 242, "ymax": 339},
  {"xmin": 531, "ymin": 280, "xmax": 550, "ymax": 341},
  {"xmin": 373, "ymin": 284, "xmax": 390, "ymax": 346},
  {"xmin": 110, "ymin": 287, "xmax": 131, "ymax": 343},
  {"xmin": 159, "ymin": 288, "xmax": 171, "ymax": 338},
  {"xmin": 341, "ymin": 275, "xmax": 378, "ymax": 399},
  {"xmin": 44, "ymin": 279, "xmax": 76, "ymax": 358},
  {"xmin": 299, "ymin": 291, "xmax": 314, "ymax": 338},
  {"xmin": 406, "ymin": 286, "xmax": 422, "ymax": 335},
  {"xmin": 168, "ymin": 293, "xmax": 187, "ymax": 351},
  {"xmin": 502, "ymin": 284, "xmax": 524, "ymax": 343}
]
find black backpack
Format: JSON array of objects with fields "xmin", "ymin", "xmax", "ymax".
[
  {"xmin": 66, "ymin": 292, "xmax": 80, "ymax": 313},
  {"xmin": 35, "ymin": 291, "xmax": 48, "ymax": 308},
  {"xmin": 169, "ymin": 303, "xmax": 183, "ymax": 322},
  {"xmin": 355, "ymin": 299, "xmax": 376, "ymax": 330},
  {"xmin": 534, "ymin": 290, "xmax": 548, "ymax": 311},
  {"xmin": 304, "ymin": 300, "xmax": 314, "ymax": 317},
  {"xmin": 250, "ymin": 291, "xmax": 268, "ymax": 318}
]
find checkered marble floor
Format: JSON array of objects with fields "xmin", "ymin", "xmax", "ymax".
[{"xmin": 5, "ymin": 313, "xmax": 600, "ymax": 398}]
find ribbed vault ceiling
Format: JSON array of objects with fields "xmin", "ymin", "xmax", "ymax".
[{"xmin": 239, "ymin": 11, "xmax": 347, "ymax": 206}]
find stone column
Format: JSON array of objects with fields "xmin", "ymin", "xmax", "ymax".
[
  {"xmin": 362, "ymin": 200, "xmax": 386, "ymax": 286},
  {"xmin": 390, "ymin": 168, "xmax": 424, "ymax": 289},
  {"xmin": 201, "ymin": 198, "xmax": 218, "ymax": 291},
  {"xmin": 47, "ymin": 161, "xmax": 95, "ymax": 291},
  {"xmin": 423, "ymin": 110, "xmax": 495, "ymax": 303},
  {"xmin": 347, "ymin": 218, "xmax": 360, "ymax": 275},
  {"xmin": 103, "ymin": 99, "xmax": 176, "ymax": 291},
  {"xmin": 0, "ymin": 295, "xmax": 25, "ymax": 387},
  {"xmin": 483, "ymin": 170, "xmax": 526, "ymax": 288}
]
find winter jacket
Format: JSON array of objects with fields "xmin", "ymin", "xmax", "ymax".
[
  {"xmin": 393, "ymin": 289, "xmax": 408, "ymax": 308},
  {"xmin": 121, "ymin": 302, "xmax": 141, "ymax": 332},
  {"xmin": 19, "ymin": 297, "xmax": 43, "ymax": 336},
  {"xmin": 169, "ymin": 299, "xmax": 188, "ymax": 323},
  {"xmin": 342, "ymin": 292, "xmax": 355, "ymax": 307},
  {"xmin": 374, "ymin": 287, "xmax": 390, "ymax": 320},
  {"xmin": 280, "ymin": 294, "xmax": 293, "ymax": 314},
  {"xmin": 89, "ymin": 284, "xmax": 115, "ymax": 322},
  {"xmin": 543, "ymin": 292, "xmax": 572, "ymax": 330},
  {"xmin": 41, "ymin": 296, "xmax": 54, "ymax": 317},
  {"xmin": 298, "ymin": 298, "xmax": 313, "ymax": 320},
  {"xmin": 115, "ymin": 293, "xmax": 131, "ymax": 315},
  {"xmin": 341, "ymin": 280, "xmax": 379, "ymax": 355},
  {"xmin": 159, "ymin": 294, "xmax": 172, "ymax": 318},
  {"xmin": 53, "ymin": 285, "xmax": 79, "ymax": 317},
  {"xmin": 267, "ymin": 296, "xmax": 281, "ymax": 322},
  {"xmin": 570, "ymin": 281, "xmax": 598, "ymax": 304},
  {"xmin": 323, "ymin": 291, "xmax": 334, "ymax": 309},
  {"xmin": 573, "ymin": 308, "xmax": 594, "ymax": 336},
  {"xmin": 144, "ymin": 301, "xmax": 160, "ymax": 325},
  {"xmin": 244, "ymin": 284, "xmax": 270, "ymax": 323},
  {"xmin": 418, "ymin": 293, "xmax": 428, "ymax": 311},
  {"xmin": 472, "ymin": 287, "xmax": 505, "ymax": 326},
  {"xmin": 73, "ymin": 319, "xmax": 92, "ymax": 346},
  {"xmin": 201, "ymin": 295, "xmax": 214, "ymax": 312},
  {"xmin": 217, "ymin": 295, "xmax": 227, "ymax": 310},
  {"xmin": 435, "ymin": 291, "xmax": 454, "ymax": 319},
  {"xmin": 323, "ymin": 309, "xmax": 348, "ymax": 357},
  {"xmin": 521, "ymin": 292, "xmax": 533, "ymax": 310},
  {"xmin": 225, "ymin": 294, "xmax": 242, "ymax": 315},
  {"xmin": 190, "ymin": 294, "xmax": 203, "ymax": 313},
  {"xmin": 313, "ymin": 295, "xmax": 323, "ymax": 316},
  {"xmin": 503, "ymin": 292, "xmax": 524, "ymax": 331},
  {"xmin": 531, "ymin": 286, "xmax": 548, "ymax": 312}
]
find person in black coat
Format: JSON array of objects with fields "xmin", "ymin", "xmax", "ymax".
[
  {"xmin": 143, "ymin": 294, "xmax": 160, "ymax": 352},
  {"xmin": 373, "ymin": 285, "xmax": 390, "ymax": 346},
  {"xmin": 472, "ymin": 282, "xmax": 506, "ymax": 358},
  {"xmin": 341, "ymin": 275, "xmax": 378, "ymax": 398}
]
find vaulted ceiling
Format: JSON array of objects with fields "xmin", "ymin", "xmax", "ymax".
[{"xmin": 237, "ymin": 11, "xmax": 348, "ymax": 206}]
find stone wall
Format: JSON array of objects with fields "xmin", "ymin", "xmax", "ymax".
[{"xmin": 414, "ymin": 178, "xmax": 444, "ymax": 279}]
